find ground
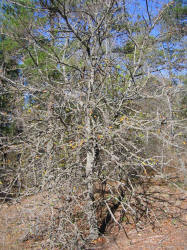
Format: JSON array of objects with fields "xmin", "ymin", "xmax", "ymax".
[
  {"xmin": 95, "ymin": 185, "xmax": 187, "ymax": 250},
  {"xmin": 99, "ymin": 213, "xmax": 187, "ymax": 249},
  {"xmin": 0, "ymin": 184, "xmax": 186, "ymax": 249}
]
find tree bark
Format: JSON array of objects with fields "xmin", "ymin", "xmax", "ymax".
[{"xmin": 85, "ymin": 66, "xmax": 99, "ymax": 240}]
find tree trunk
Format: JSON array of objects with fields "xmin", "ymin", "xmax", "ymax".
[{"xmin": 85, "ymin": 66, "xmax": 99, "ymax": 240}]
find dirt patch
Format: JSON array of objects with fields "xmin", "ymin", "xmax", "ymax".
[
  {"xmin": 94, "ymin": 187, "xmax": 187, "ymax": 250},
  {"xmin": 100, "ymin": 216, "xmax": 187, "ymax": 250},
  {"xmin": 0, "ymin": 185, "xmax": 186, "ymax": 249},
  {"xmin": 0, "ymin": 192, "xmax": 57, "ymax": 249}
]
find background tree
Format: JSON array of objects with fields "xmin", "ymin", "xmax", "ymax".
[{"xmin": 0, "ymin": 31, "xmax": 24, "ymax": 199}]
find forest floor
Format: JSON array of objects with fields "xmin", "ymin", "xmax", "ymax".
[
  {"xmin": 92, "ymin": 182, "xmax": 187, "ymax": 250},
  {"xmin": 0, "ymin": 181, "xmax": 186, "ymax": 249},
  {"xmin": 97, "ymin": 200, "xmax": 187, "ymax": 250}
]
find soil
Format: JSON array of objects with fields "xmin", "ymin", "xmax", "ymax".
[
  {"xmin": 94, "ymin": 186, "xmax": 187, "ymax": 250},
  {"xmin": 98, "ymin": 214, "xmax": 187, "ymax": 250},
  {"xmin": 0, "ymin": 185, "xmax": 186, "ymax": 250}
]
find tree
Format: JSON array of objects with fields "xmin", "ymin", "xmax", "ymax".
[
  {"xmin": 0, "ymin": 0, "xmax": 32, "ymax": 200},
  {"xmin": 161, "ymin": 0, "xmax": 187, "ymax": 37},
  {"xmin": 1, "ymin": 0, "xmax": 186, "ymax": 248},
  {"xmin": 0, "ymin": 32, "xmax": 24, "ymax": 199}
]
